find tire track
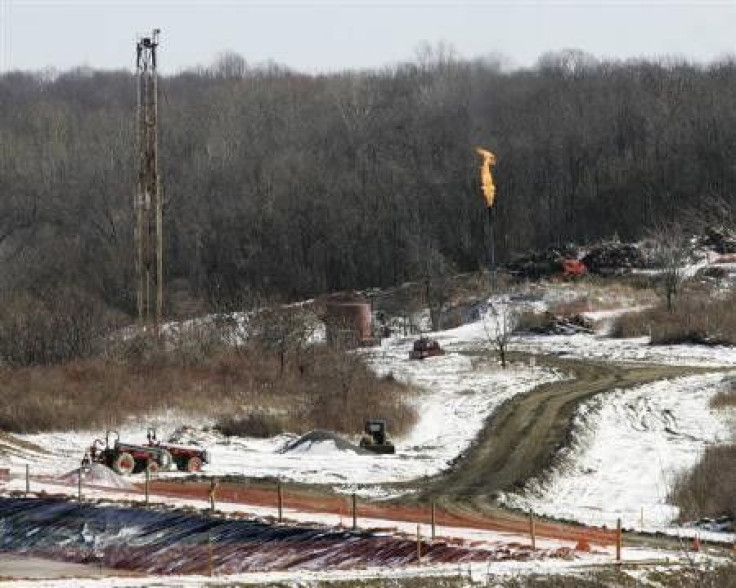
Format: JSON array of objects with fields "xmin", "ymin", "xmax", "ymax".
[{"xmin": 421, "ymin": 354, "xmax": 715, "ymax": 514}]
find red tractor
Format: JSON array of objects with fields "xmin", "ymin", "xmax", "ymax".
[
  {"xmin": 85, "ymin": 431, "xmax": 173, "ymax": 476},
  {"xmin": 146, "ymin": 428, "xmax": 210, "ymax": 473}
]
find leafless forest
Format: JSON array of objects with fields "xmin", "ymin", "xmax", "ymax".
[{"xmin": 2, "ymin": 49, "xmax": 735, "ymax": 317}]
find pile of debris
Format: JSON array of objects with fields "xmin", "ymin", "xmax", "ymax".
[
  {"xmin": 278, "ymin": 430, "xmax": 370, "ymax": 455},
  {"xmin": 582, "ymin": 242, "xmax": 647, "ymax": 274},
  {"xmin": 507, "ymin": 244, "xmax": 580, "ymax": 279},
  {"xmin": 699, "ymin": 226, "xmax": 736, "ymax": 254},
  {"xmin": 523, "ymin": 312, "xmax": 594, "ymax": 336}
]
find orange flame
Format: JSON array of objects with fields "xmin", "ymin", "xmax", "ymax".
[{"xmin": 475, "ymin": 147, "xmax": 497, "ymax": 208}]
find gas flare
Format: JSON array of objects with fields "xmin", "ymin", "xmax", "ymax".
[{"xmin": 476, "ymin": 147, "xmax": 497, "ymax": 208}]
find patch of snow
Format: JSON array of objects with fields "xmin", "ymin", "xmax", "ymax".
[
  {"xmin": 57, "ymin": 464, "xmax": 133, "ymax": 490},
  {"xmin": 513, "ymin": 332, "xmax": 736, "ymax": 367},
  {"xmin": 501, "ymin": 373, "xmax": 736, "ymax": 537}
]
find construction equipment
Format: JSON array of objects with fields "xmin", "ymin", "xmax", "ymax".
[
  {"xmin": 561, "ymin": 259, "xmax": 588, "ymax": 278},
  {"xmin": 409, "ymin": 337, "xmax": 445, "ymax": 360},
  {"xmin": 146, "ymin": 428, "xmax": 209, "ymax": 473},
  {"xmin": 359, "ymin": 419, "xmax": 395, "ymax": 454},
  {"xmin": 85, "ymin": 430, "xmax": 173, "ymax": 476}
]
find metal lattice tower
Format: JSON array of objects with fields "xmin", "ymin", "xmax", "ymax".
[{"xmin": 135, "ymin": 29, "xmax": 162, "ymax": 329}]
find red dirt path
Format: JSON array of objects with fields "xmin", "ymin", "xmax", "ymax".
[{"xmin": 146, "ymin": 480, "xmax": 617, "ymax": 547}]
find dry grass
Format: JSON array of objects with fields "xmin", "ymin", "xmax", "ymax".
[
  {"xmin": 515, "ymin": 311, "xmax": 552, "ymax": 333},
  {"xmin": 216, "ymin": 412, "xmax": 287, "ymax": 438},
  {"xmin": 544, "ymin": 277, "xmax": 659, "ymax": 316},
  {"xmin": 0, "ymin": 338, "xmax": 417, "ymax": 437},
  {"xmin": 611, "ymin": 290, "xmax": 736, "ymax": 345},
  {"xmin": 711, "ymin": 380, "xmax": 736, "ymax": 409},
  {"xmin": 670, "ymin": 444, "xmax": 736, "ymax": 522}
]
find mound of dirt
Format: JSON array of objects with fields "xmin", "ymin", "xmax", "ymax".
[
  {"xmin": 58, "ymin": 464, "xmax": 134, "ymax": 490},
  {"xmin": 278, "ymin": 430, "xmax": 371, "ymax": 455}
]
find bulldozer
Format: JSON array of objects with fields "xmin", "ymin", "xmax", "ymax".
[{"xmin": 359, "ymin": 419, "xmax": 395, "ymax": 454}]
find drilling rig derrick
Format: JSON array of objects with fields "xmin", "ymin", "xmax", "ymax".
[{"xmin": 134, "ymin": 29, "xmax": 162, "ymax": 331}]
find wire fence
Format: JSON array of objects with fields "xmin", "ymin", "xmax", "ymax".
[{"xmin": 0, "ymin": 467, "xmax": 637, "ymax": 560}]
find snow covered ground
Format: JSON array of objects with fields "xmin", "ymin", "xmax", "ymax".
[
  {"xmin": 514, "ymin": 332, "xmax": 736, "ymax": 367},
  {"xmin": 4, "ymin": 348, "xmax": 562, "ymax": 495},
  {"xmin": 3, "ymin": 284, "xmax": 736, "ymax": 539},
  {"xmin": 501, "ymin": 373, "xmax": 736, "ymax": 540},
  {"xmin": 0, "ymin": 479, "xmax": 695, "ymax": 587},
  {"xmin": 0, "ymin": 555, "xmax": 705, "ymax": 588}
]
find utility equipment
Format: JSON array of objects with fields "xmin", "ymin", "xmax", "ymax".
[
  {"xmin": 85, "ymin": 430, "xmax": 172, "ymax": 476},
  {"xmin": 146, "ymin": 428, "xmax": 210, "ymax": 473},
  {"xmin": 359, "ymin": 419, "xmax": 396, "ymax": 454},
  {"xmin": 409, "ymin": 337, "xmax": 445, "ymax": 360}
]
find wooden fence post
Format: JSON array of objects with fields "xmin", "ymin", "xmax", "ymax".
[
  {"xmin": 277, "ymin": 479, "xmax": 283, "ymax": 522},
  {"xmin": 145, "ymin": 466, "xmax": 150, "ymax": 506},
  {"xmin": 431, "ymin": 502, "xmax": 436, "ymax": 541},
  {"xmin": 417, "ymin": 524, "xmax": 422, "ymax": 565},
  {"xmin": 352, "ymin": 492, "xmax": 357, "ymax": 530},
  {"xmin": 616, "ymin": 517, "xmax": 622, "ymax": 563},
  {"xmin": 209, "ymin": 478, "xmax": 218, "ymax": 512},
  {"xmin": 529, "ymin": 510, "xmax": 536, "ymax": 551}
]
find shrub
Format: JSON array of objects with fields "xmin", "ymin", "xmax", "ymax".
[
  {"xmin": 0, "ymin": 338, "xmax": 417, "ymax": 437},
  {"xmin": 611, "ymin": 291, "xmax": 736, "ymax": 345},
  {"xmin": 216, "ymin": 412, "xmax": 286, "ymax": 438},
  {"xmin": 0, "ymin": 288, "xmax": 116, "ymax": 366},
  {"xmin": 711, "ymin": 382, "xmax": 736, "ymax": 409},
  {"xmin": 515, "ymin": 311, "xmax": 550, "ymax": 333},
  {"xmin": 670, "ymin": 444, "xmax": 736, "ymax": 521}
]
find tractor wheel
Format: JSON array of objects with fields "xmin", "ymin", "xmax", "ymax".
[
  {"xmin": 186, "ymin": 456, "xmax": 203, "ymax": 473},
  {"xmin": 158, "ymin": 450, "xmax": 173, "ymax": 471},
  {"xmin": 113, "ymin": 452, "xmax": 135, "ymax": 476}
]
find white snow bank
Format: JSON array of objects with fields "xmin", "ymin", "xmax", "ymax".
[
  {"xmin": 57, "ymin": 464, "xmax": 133, "ymax": 490},
  {"xmin": 502, "ymin": 373, "xmax": 736, "ymax": 536},
  {"xmin": 513, "ymin": 332, "xmax": 736, "ymax": 367}
]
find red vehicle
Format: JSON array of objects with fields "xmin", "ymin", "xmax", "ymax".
[
  {"xmin": 146, "ymin": 428, "xmax": 209, "ymax": 473},
  {"xmin": 85, "ymin": 430, "xmax": 173, "ymax": 476},
  {"xmin": 562, "ymin": 259, "xmax": 588, "ymax": 278},
  {"xmin": 409, "ymin": 337, "xmax": 445, "ymax": 360}
]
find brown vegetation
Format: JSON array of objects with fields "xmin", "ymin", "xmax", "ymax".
[
  {"xmin": 670, "ymin": 444, "xmax": 736, "ymax": 522},
  {"xmin": 6, "ymin": 57, "xmax": 736, "ymax": 316},
  {"xmin": 711, "ymin": 380, "xmax": 736, "ymax": 409},
  {"xmin": 611, "ymin": 290, "xmax": 736, "ymax": 345},
  {"xmin": 0, "ymin": 330, "xmax": 416, "ymax": 437}
]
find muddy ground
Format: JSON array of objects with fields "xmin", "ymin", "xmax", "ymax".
[{"xmin": 424, "ymin": 354, "xmax": 715, "ymax": 504}]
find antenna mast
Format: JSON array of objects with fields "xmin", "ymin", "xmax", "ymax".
[{"xmin": 135, "ymin": 29, "xmax": 162, "ymax": 331}]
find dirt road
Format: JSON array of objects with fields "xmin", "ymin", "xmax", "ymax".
[
  {"xmin": 143, "ymin": 356, "xmax": 717, "ymax": 548},
  {"xmin": 423, "ymin": 354, "xmax": 714, "ymax": 512}
]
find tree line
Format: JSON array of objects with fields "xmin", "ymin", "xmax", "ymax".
[{"xmin": 1, "ymin": 49, "xmax": 735, "ymax": 316}]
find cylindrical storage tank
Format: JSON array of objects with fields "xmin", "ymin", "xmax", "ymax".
[{"xmin": 325, "ymin": 300, "xmax": 373, "ymax": 347}]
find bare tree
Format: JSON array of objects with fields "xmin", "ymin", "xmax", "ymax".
[
  {"xmin": 250, "ymin": 305, "xmax": 318, "ymax": 375},
  {"xmin": 482, "ymin": 300, "xmax": 518, "ymax": 369},
  {"xmin": 649, "ymin": 222, "xmax": 689, "ymax": 312}
]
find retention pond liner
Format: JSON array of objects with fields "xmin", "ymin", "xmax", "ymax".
[{"xmin": 0, "ymin": 497, "xmax": 571, "ymax": 574}]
